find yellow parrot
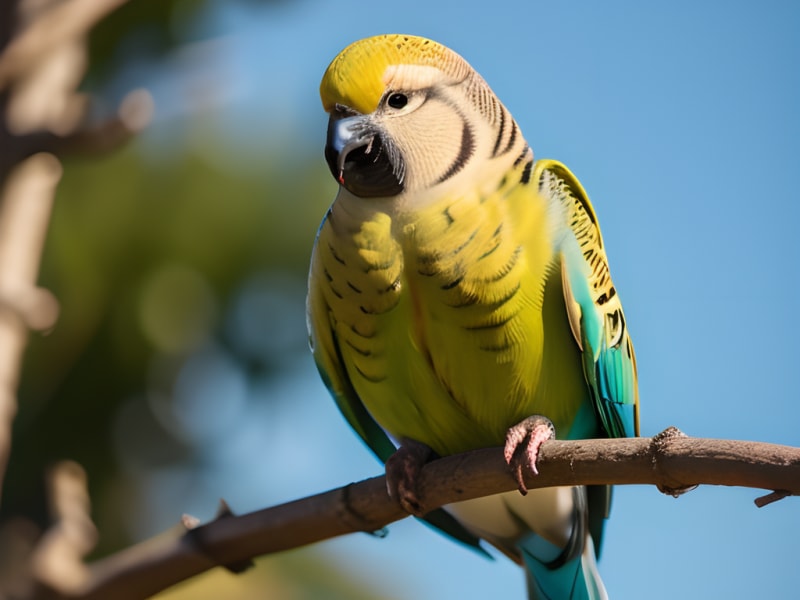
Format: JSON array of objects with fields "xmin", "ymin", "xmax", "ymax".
[{"xmin": 307, "ymin": 34, "xmax": 639, "ymax": 600}]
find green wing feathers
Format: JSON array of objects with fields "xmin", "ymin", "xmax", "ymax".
[
  {"xmin": 536, "ymin": 159, "xmax": 639, "ymax": 440},
  {"xmin": 307, "ymin": 264, "xmax": 397, "ymax": 461}
]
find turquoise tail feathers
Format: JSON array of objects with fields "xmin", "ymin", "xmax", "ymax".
[{"xmin": 520, "ymin": 532, "xmax": 607, "ymax": 600}]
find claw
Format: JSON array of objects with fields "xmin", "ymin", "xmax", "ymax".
[
  {"xmin": 504, "ymin": 415, "xmax": 556, "ymax": 495},
  {"xmin": 385, "ymin": 439, "xmax": 433, "ymax": 517}
]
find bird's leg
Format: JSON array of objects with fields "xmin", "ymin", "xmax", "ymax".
[
  {"xmin": 385, "ymin": 438, "xmax": 433, "ymax": 517},
  {"xmin": 504, "ymin": 415, "xmax": 556, "ymax": 496}
]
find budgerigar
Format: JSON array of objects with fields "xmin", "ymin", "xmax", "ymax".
[{"xmin": 307, "ymin": 34, "xmax": 639, "ymax": 600}]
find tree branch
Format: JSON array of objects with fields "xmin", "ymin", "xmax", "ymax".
[
  {"xmin": 0, "ymin": 152, "xmax": 62, "ymax": 503},
  {"xmin": 0, "ymin": 0, "xmax": 129, "ymax": 90},
  {"xmin": 40, "ymin": 429, "xmax": 798, "ymax": 600},
  {"xmin": 31, "ymin": 461, "xmax": 98, "ymax": 596}
]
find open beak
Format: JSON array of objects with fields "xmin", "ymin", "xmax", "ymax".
[
  {"xmin": 326, "ymin": 116, "xmax": 373, "ymax": 184},
  {"xmin": 324, "ymin": 113, "xmax": 404, "ymax": 198}
]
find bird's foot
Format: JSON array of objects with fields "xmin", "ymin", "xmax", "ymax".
[
  {"xmin": 385, "ymin": 439, "xmax": 433, "ymax": 517},
  {"xmin": 504, "ymin": 415, "xmax": 556, "ymax": 496}
]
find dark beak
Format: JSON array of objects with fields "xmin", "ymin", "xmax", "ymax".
[{"xmin": 325, "ymin": 114, "xmax": 404, "ymax": 198}]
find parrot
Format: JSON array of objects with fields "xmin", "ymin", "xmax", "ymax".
[{"xmin": 307, "ymin": 34, "xmax": 639, "ymax": 600}]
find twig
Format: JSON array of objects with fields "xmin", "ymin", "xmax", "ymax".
[
  {"xmin": 0, "ymin": 87, "xmax": 153, "ymax": 175},
  {"xmin": 0, "ymin": 0, "xmax": 146, "ymax": 181},
  {"xmin": 0, "ymin": 152, "xmax": 62, "ymax": 503},
  {"xmin": 754, "ymin": 489, "xmax": 791, "ymax": 508},
  {"xmin": 47, "ymin": 431, "xmax": 798, "ymax": 600},
  {"xmin": 0, "ymin": 0, "xmax": 129, "ymax": 90},
  {"xmin": 31, "ymin": 461, "xmax": 98, "ymax": 596}
]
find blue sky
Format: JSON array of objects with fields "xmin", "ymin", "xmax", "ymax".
[{"xmin": 131, "ymin": 1, "xmax": 799, "ymax": 598}]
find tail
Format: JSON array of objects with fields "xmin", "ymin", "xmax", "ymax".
[
  {"xmin": 518, "ymin": 488, "xmax": 608, "ymax": 600},
  {"xmin": 521, "ymin": 531, "xmax": 607, "ymax": 600}
]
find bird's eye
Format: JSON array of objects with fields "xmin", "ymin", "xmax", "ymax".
[{"xmin": 387, "ymin": 93, "xmax": 408, "ymax": 109}]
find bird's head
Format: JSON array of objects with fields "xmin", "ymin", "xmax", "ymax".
[{"xmin": 320, "ymin": 34, "xmax": 516, "ymax": 200}]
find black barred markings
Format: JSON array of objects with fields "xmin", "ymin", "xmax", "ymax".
[
  {"xmin": 328, "ymin": 284, "xmax": 343, "ymax": 300},
  {"xmin": 353, "ymin": 363, "xmax": 387, "ymax": 383},
  {"xmin": 491, "ymin": 107, "xmax": 507, "ymax": 157},
  {"xmin": 520, "ymin": 159, "xmax": 533, "ymax": 185},
  {"xmin": 415, "ymin": 226, "xmax": 478, "ymax": 279},
  {"xmin": 358, "ymin": 293, "xmax": 401, "ymax": 315},
  {"xmin": 485, "ymin": 245, "xmax": 522, "ymax": 282},
  {"xmin": 443, "ymin": 205, "xmax": 455, "ymax": 226},
  {"xmin": 605, "ymin": 309, "xmax": 625, "ymax": 348},
  {"xmin": 349, "ymin": 322, "xmax": 376, "ymax": 339},
  {"xmin": 328, "ymin": 242, "xmax": 346, "ymax": 265},
  {"xmin": 323, "ymin": 221, "xmax": 402, "ymax": 320},
  {"xmin": 437, "ymin": 120, "xmax": 476, "ymax": 184},
  {"xmin": 478, "ymin": 224, "xmax": 503, "ymax": 260},
  {"xmin": 363, "ymin": 257, "xmax": 396, "ymax": 273},
  {"xmin": 596, "ymin": 286, "xmax": 616, "ymax": 306},
  {"xmin": 444, "ymin": 265, "xmax": 522, "ymax": 311},
  {"xmin": 539, "ymin": 167, "xmax": 615, "ymax": 311},
  {"xmin": 539, "ymin": 166, "xmax": 629, "ymax": 356},
  {"xmin": 513, "ymin": 145, "xmax": 530, "ymax": 167},
  {"xmin": 446, "ymin": 275, "xmax": 521, "ymax": 311},
  {"xmin": 464, "ymin": 303, "xmax": 521, "ymax": 331},
  {"xmin": 417, "ymin": 252, "xmax": 439, "ymax": 277},
  {"xmin": 441, "ymin": 273, "xmax": 464, "ymax": 291},
  {"xmin": 582, "ymin": 241, "xmax": 611, "ymax": 296},
  {"xmin": 444, "ymin": 288, "xmax": 479, "ymax": 309},
  {"xmin": 449, "ymin": 228, "xmax": 479, "ymax": 257},
  {"xmin": 490, "ymin": 105, "xmax": 521, "ymax": 160},
  {"xmin": 345, "ymin": 337, "xmax": 372, "ymax": 357},
  {"xmin": 383, "ymin": 276, "xmax": 402, "ymax": 293},
  {"xmin": 500, "ymin": 121, "xmax": 518, "ymax": 158}
]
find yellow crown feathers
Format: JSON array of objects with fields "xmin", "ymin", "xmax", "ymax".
[{"xmin": 320, "ymin": 34, "xmax": 469, "ymax": 114}]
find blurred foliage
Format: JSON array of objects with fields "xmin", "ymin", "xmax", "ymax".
[
  {"xmin": 154, "ymin": 553, "xmax": 390, "ymax": 600},
  {"xmin": 9, "ymin": 133, "xmax": 331, "ymax": 526},
  {"xmin": 88, "ymin": 0, "xmax": 291, "ymax": 82},
  {"xmin": 90, "ymin": 0, "xmax": 208, "ymax": 77}
]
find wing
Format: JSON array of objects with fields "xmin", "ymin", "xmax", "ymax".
[
  {"xmin": 307, "ymin": 235, "xmax": 396, "ymax": 461},
  {"xmin": 534, "ymin": 159, "xmax": 640, "ymax": 557},
  {"xmin": 535, "ymin": 159, "xmax": 640, "ymax": 440},
  {"xmin": 307, "ymin": 211, "xmax": 489, "ymax": 555}
]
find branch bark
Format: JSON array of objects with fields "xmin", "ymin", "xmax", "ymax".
[{"xmin": 43, "ymin": 430, "xmax": 798, "ymax": 600}]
